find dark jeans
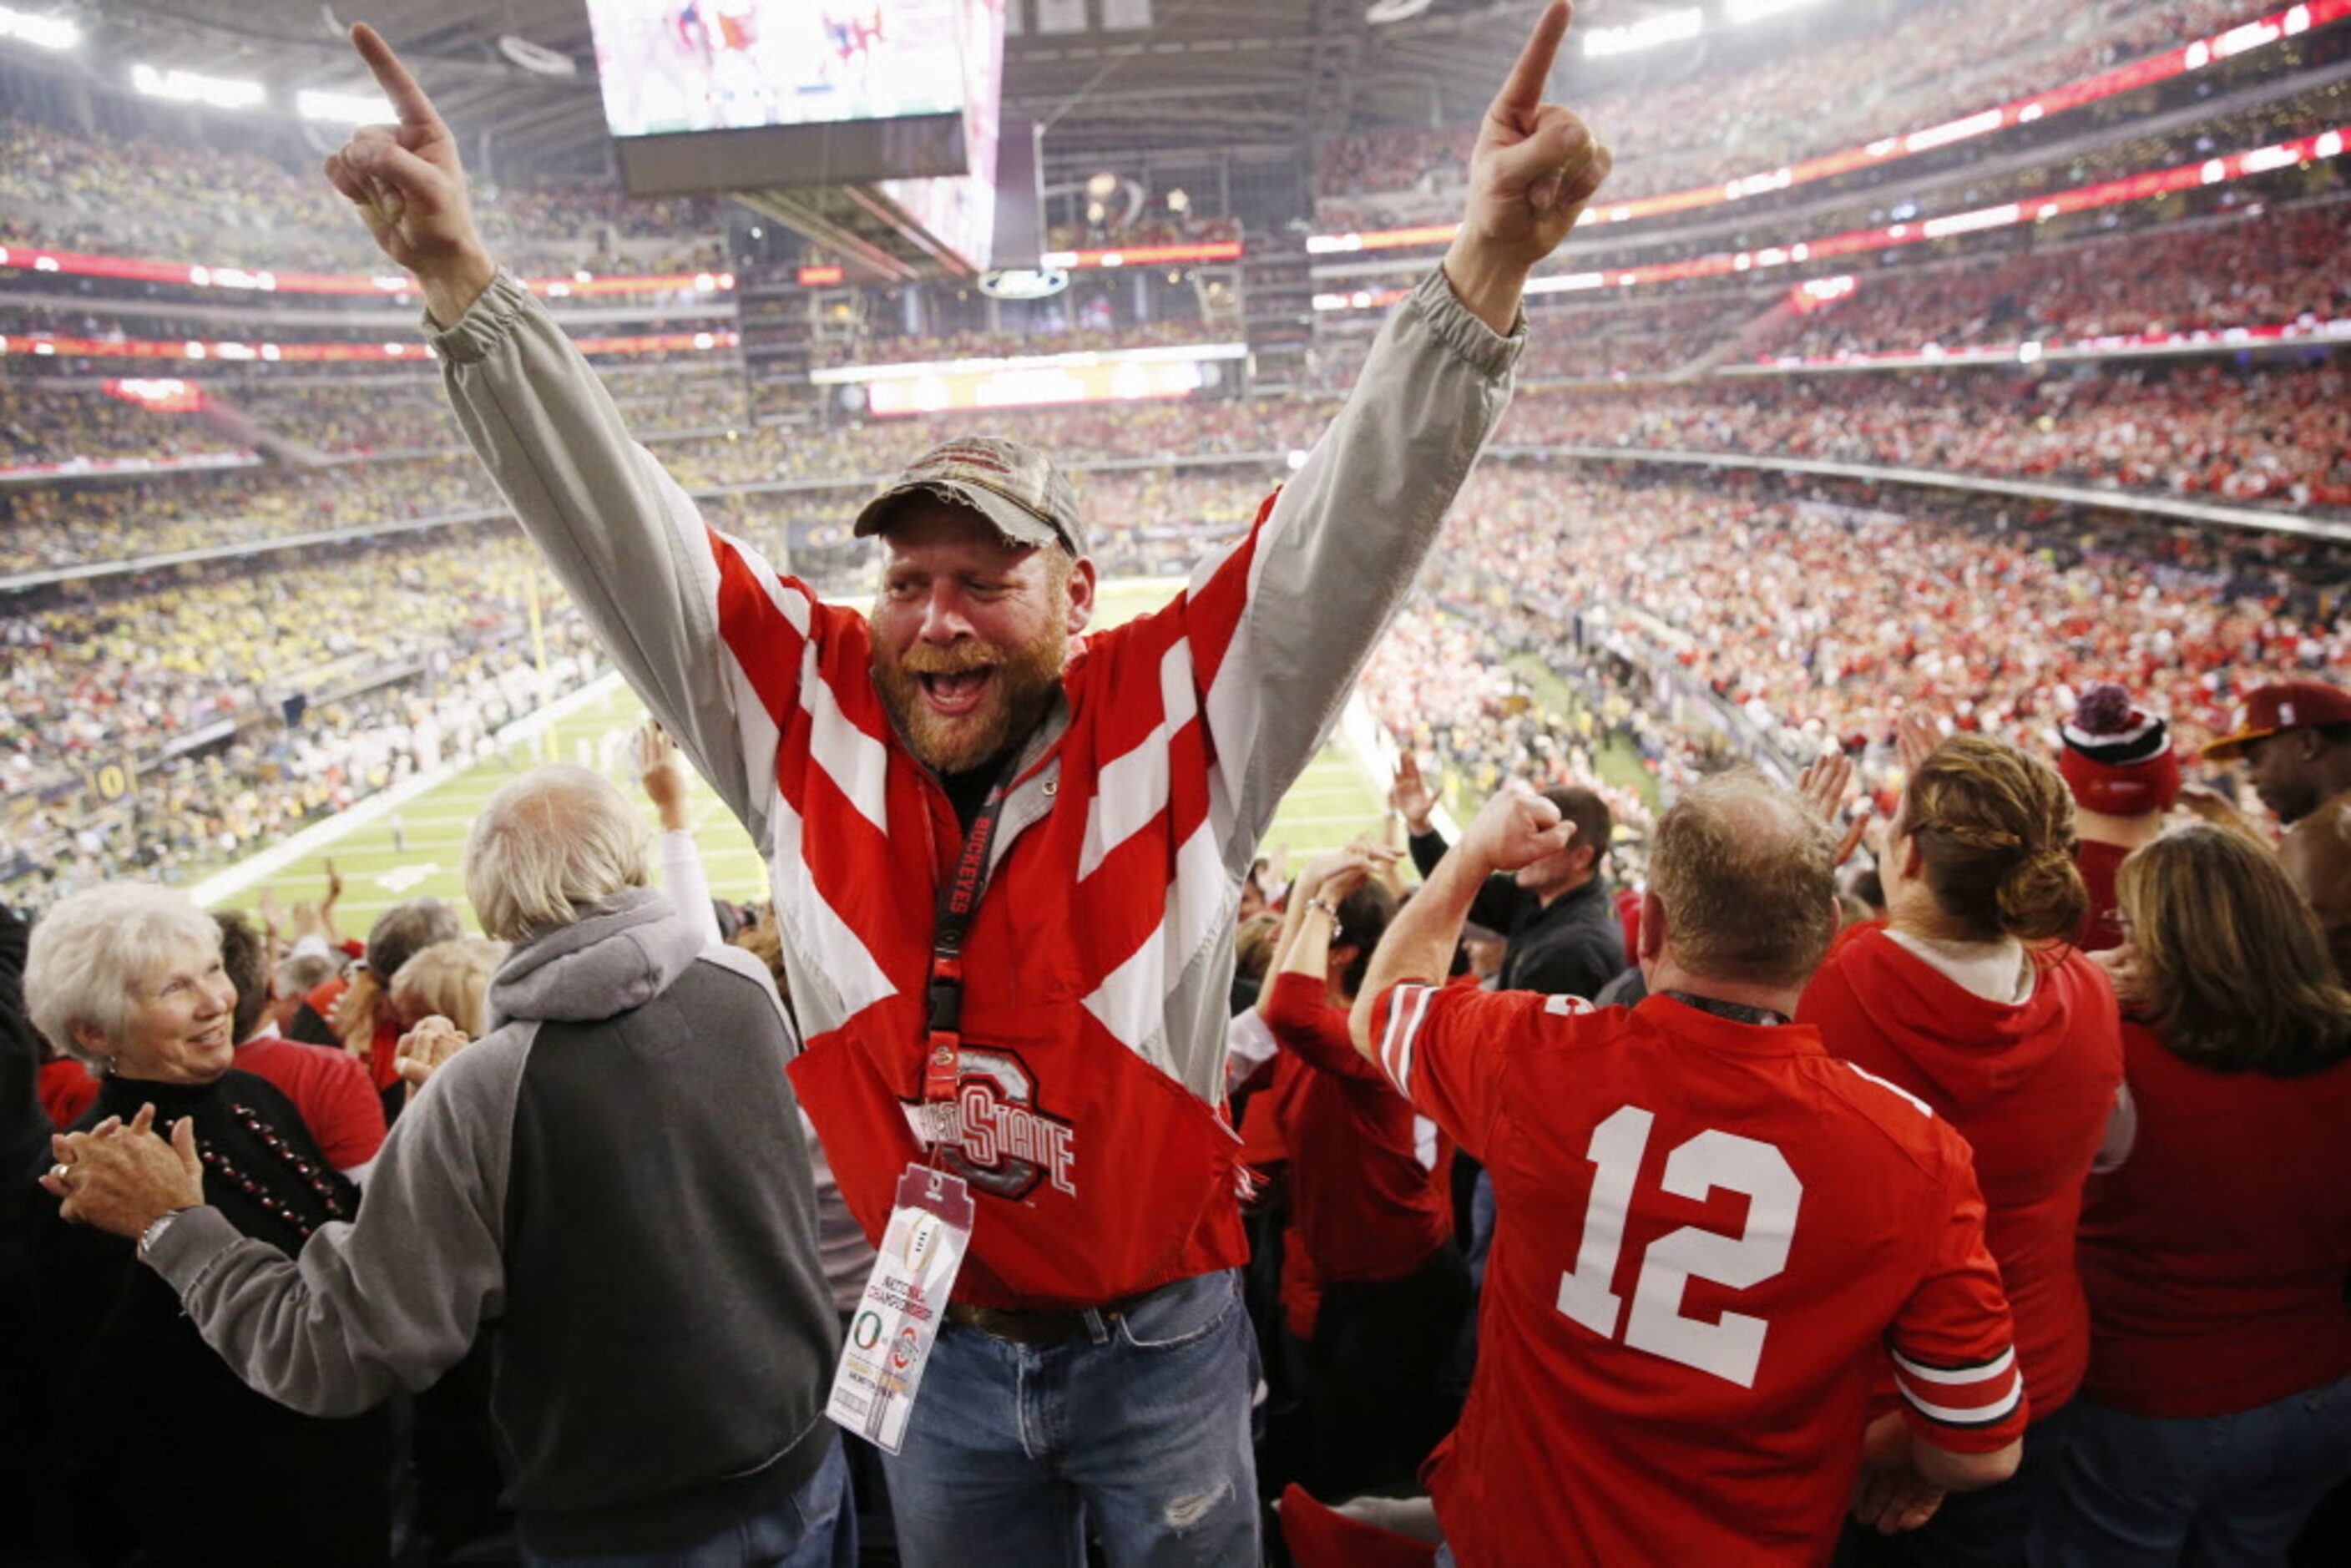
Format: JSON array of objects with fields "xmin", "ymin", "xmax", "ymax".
[
  {"xmin": 2030, "ymin": 1373, "xmax": 2351, "ymax": 1567},
  {"xmin": 522, "ymin": 1436, "xmax": 854, "ymax": 1568},
  {"xmin": 1307, "ymin": 1242, "xmax": 1474, "ymax": 1502},
  {"xmin": 1841, "ymin": 1402, "xmax": 2078, "ymax": 1568}
]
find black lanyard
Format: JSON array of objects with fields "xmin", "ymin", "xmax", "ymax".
[
  {"xmin": 922, "ymin": 757, "xmax": 1020, "ymax": 1110},
  {"xmin": 1663, "ymin": 989, "xmax": 1790, "ymax": 1029}
]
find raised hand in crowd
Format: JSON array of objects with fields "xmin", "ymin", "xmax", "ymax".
[
  {"xmin": 1444, "ymin": 0, "xmax": 1613, "ymax": 332},
  {"xmin": 392, "ymin": 1014, "xmax": 471, "ymax": 1096},
  {"xmin": 1457, "ymin": 784, "xmax": 1579, "ymax": 877},
  {"xmin": 635, "ymin": 720, "xmax": 693, "ymax": 834},
  {"xmin": 256, "ymin": 885, "xmax": 288, "ymax": 949},
  {"xmin": 1894, "ymin": 708, "xmax": 1947, "ymax": 776},
  {"xmin": 1294, "ymin": 842, "xmax": 1400, "ymax": 908},
  {"xmin": 325, "ymin": 23, "xmax": 496, "ymax": 325},
  {"xmin": 1391, "ymin": 751, "xmax": 1438, "ymax": 836},
  {"xmin": 2174, "ymin": 780, "xmax": 2271, "ymax": 846},
  {"xmin": 1797, "ymin": 747, "xmax": 1869, "ymax": 865}
]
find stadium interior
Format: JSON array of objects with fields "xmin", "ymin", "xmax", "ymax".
[
  {"xmin": 5, "ymin": 0, "xmax": 2343, "ymax": 914},
  {"xmin": 3, "ymin": 0, "xmax": 2348, "ymax": 1560}
]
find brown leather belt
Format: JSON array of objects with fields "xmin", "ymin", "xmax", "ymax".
[{"xmin": 945, "ymin": 1289, "xmax": 1156, "ymax": 1347}]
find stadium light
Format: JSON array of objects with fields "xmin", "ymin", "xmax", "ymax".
[
  {"xmin": 298, "ymin": 88, "xmax": 396, "ymax": 124},
  {"xmin": 132, "ymin": 63, "xmax": 266, "ymax": 111},
  {"xmin": 1724, "ymin": 0, "xmax": 1827, "ymax": 23},
  {"xmin": 1584, "ymin": 8, "xmax": 1703, "ymax": 58},
  {"xmin": 0, "ymin": 4, "xmax": 78, "ymax": 50}
]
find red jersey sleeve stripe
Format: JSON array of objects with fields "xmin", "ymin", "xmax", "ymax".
[
  {"xmin": 1892, "ymin": 1346, "xmax": 2017, "ymax": 1386},
  {"xmin": 1379, "ymin": 983, "xmax": 1438, "ymax": 1093},
  {"xmin": 1898, "ymin": 1370, "xmax": 2025, "ymax": 1429}
]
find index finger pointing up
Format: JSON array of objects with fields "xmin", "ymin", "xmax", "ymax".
[
  {"xmin": 1492, "ymin": 0, "xmax": 1572, "ymax": 119},
  {"xmin": 351, "ymin": 22, "xmax": 443, "ymax": 131}
]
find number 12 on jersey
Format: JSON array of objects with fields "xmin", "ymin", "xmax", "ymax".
[{"xmin": 1555, "ymin": 1104, "xmax": 1802, "ymax": 1388}]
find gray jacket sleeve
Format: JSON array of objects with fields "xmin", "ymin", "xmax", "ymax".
[
  {"xmin": 144, "ymin": 1025, "xmax": 531, "ymax": 1419},
  {"xmin": 1206, "ymin": 267, "xmax": 1523, "ymax": 847},
  {"xmin": 428, "ymin": 273, "xmax": 776, "ymax": 852}
]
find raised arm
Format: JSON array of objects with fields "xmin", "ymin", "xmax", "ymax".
[
  {"xmin": 325, "ymin": 25, "xmax": 794, "ymax": 848},
  {"xmin": 325, "ymin": 25, "xmax": 495, "ymax": 329},
  {"xmin": 1440, "ymin": 0, "xmax": 1615, "ymax": 335},
  {"xmin": 1352, "ymin": 790, "xmax": 1575, "ymax": 1060},
  {"xmin": 1201, "ymin": 3, "xmax": 1610, "ymax": 843}
]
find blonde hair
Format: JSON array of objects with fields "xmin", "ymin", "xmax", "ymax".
[
  {"xmin": 1232, "ymin": 913, "xmax": 1281, "ymax": 983},
  {"xmin": 729, "ymin": 915, "xmax": 791, "ymax": 1008},
  {"xmin": 1901, "ymin": 734, "xmax": 2086, "ymax": 943},
  {"xmin": 2116, "ymin": 825, "xmax": 2351, "ymax": 1075},
  {"xmin": 390, "ymin": 938, "xmax": 506, "ymax": 1037},
  {"xmin": 465, "ymin": 765, "xmax": 652, "ymax": 941},
  {"xmin": 336, "ymin": 897, "xmax": 462, "ymax": 1059}
]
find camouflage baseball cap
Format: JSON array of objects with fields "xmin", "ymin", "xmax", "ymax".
[{"xmin": 853, "ymin": 437, "xmax": 1087, "ymax": 557}]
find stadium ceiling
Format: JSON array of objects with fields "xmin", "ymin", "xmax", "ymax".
[{"xmin": 74, "ymin": 0, "xmax": 1555, "ymax": 178}]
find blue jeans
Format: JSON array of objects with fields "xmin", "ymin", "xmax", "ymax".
[
  {"xmin": 881, "ymin": 1269, "xmax": 1259, "ymax": 1567},
  {"xmin": 523, "ymin": 1435, "xmax": 856, "ymax": 1568},
  {"xmin": 2029, "ymin": 1373, "xmax": 2351, "ymax": 1566}
]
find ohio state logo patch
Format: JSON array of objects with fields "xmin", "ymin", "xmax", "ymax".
[{"xmin": 901, "ymin": 1046, "xmax": 1078, "ymax": 1201}]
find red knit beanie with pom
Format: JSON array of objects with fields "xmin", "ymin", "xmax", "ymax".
[{"xmin": 2059, "ymin": 683, "xmax": 2181, "ymax": 817}]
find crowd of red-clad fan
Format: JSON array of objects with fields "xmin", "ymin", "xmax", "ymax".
[
  {"xmin": 1231, "ymin": 674, "xmax": 2351, "ymax": 1565},
  {"xmin": 1313, "ymin": 0, "xmax": 2256, "ymax": 226},
  {"xmin": 8, "ymin": 661, "xmax": 2347, "ymax": 1565}
]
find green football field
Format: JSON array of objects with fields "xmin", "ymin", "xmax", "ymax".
[{"xmin": 199, "ymin": 578, "xmax": 1393, "ymax": 929}]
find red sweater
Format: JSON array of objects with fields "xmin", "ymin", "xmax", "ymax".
[
  {"xmin": 38, "ymin": 1058, "xmax": 99, "ymax": 1130},
  {"xmin": 2078, "ymin": 1022, "xmax": 2351, "ymax": 1418},
  {"xmin": 1261, "ymin": 973, "xmax": 1451, "ymax": 1286},
  {"xmin": 296, "ymin": 975, "xmax": 406, "ymax": 1095},
  {"xmin": 234, "ymin": 1034, "xmax": 389, "ymax": 1172},
  {"xmin": 2073, "ymin": 840, "xmax": 2131, "ymax": 954},
  {"xmin": 1236, "ymin": 1050, "xmax": 1324, "ymax": 1339},
  {"xmin": 1799, "ymin": 928, "xmax": 2123, "ymax": 1418}
]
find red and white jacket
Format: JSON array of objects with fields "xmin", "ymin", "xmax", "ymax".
[{"xmin": 432, "ymin": 267, "xmax": 1524, "ymax": 1307}]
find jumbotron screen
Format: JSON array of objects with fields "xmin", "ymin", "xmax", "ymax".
[{"xmin": 589, "ymin": 1, "xmax": 978, "ymax": 136}]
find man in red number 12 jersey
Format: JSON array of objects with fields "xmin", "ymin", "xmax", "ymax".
[{"xmin": 1351, "ymin": 774, "xmax": 2030, "ymax": 1565}]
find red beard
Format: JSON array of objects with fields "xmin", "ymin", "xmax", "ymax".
[{"xmin": 869, "ymin": 620, "xmax": 1069, "ymax": 776}]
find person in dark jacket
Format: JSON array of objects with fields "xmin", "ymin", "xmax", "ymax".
[
  {"xmin": 1, "ymin": 902, "xmax": 58, "ymax": 1545},
  {"xmin": 46, "ymin": 765, "xmax": 850, "ymax": 1565},
  {"xmin": 1393, "ymin": 755, "xmax": 1620, "ymax": 1000}
]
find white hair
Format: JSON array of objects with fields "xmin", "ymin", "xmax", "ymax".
[
  {"xmin": 24, "ymin": 883, "xmax": 221, "ymax": 1068},
  {"xmin": 464, "ymin": 765, "xmax": 652, "ymax": 942}
]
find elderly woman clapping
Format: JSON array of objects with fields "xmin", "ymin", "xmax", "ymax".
[{"xmin": 28, "ymin": 883, "xmax": 394, "ymax": 1566}]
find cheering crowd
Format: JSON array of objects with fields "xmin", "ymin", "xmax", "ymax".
[
  {"xmin": 0, "ymin": 110, "xmax": 726, "ymax": 278},
  {"xmin": 7, "ymin": 4, "xmax": 2351, "ymax": 1566},
  {"xmin": 1314, "ymin": 0, "xmax": 2263, "ymax": 225},
  {"xmin": 16, "ymin": 342, "xmax": 2350, "ymax": 577}
]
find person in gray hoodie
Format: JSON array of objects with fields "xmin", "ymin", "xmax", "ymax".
[{"xmin": 43, "ymin": 765, "xmax": 849, "ymax": 1565}]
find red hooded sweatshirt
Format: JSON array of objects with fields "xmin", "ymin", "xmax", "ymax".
[{"xmin": 1799, "ymin": 927, "xmax": 2123, "ymax": 1418}]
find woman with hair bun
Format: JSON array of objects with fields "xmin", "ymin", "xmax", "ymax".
[
  {"xmin": 1801, "ymin": 731, "xmax": 2124, "ymax": 1563},
  {"xmin": 2031, "ymin": 824, "xmax": 2351, "ymax": 1565}
]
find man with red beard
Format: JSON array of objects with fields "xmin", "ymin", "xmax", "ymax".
[{"xmin": 327, "ymin": 4, "xmax": 1612, "ymax": 1559}]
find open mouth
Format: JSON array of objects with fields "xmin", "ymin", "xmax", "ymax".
[
  {"xmin": 918, "ymin": 667, "xmax": 996, "ymax": 717},
  {"xmin": 189, "ymin": 1024, "xmax": 231, "ymax": 1050}
]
